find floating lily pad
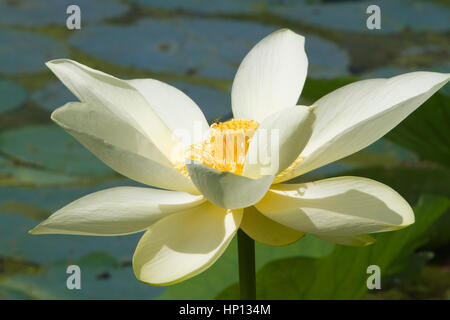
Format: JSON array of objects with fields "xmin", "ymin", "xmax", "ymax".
[
  {"xmin": 272, "ymin": 0, "xmax": 449, "ymax": 34},
  {"xmin": 69, "ymin": 19, "xmax": 189, "ymax": 75},
  {"xmin": 132, "ymin": 0, "xmax": 311, "ymax": 15},
  {"xmin": 402, "ymin": 44, "xmax": 445, "ymax": 56},
  {"xmin": 31, "ymin": 82, "xmax": 77, "ymax": 112},
  {"xmin": 0, "ymin": 78, "xmax": 27, "ymax": 114},
  {"xmin": 0, "ymin": 29, "xmax": 69, "ymax": 75},
  {"xmin": 169, "ymin": 82, "xmax": 231, "ymax": 121},
  {"xmin": 32, "ymin": 80, "xmax": 230, "ymax": 122},
  {"xmin": 0, "ymin": 179, "xmax": 140, "ymax": 216},
  {"xmin": 0, "ymin": 125, "xmax": 113, "ymax": 177},
  {"xmin": 129, "ymin": 0, "xmax": 448, "ymax": 34},
  {"xmin": 306, "ymin": 35, "xmax": 350, "ymax": 78},
  {"xmin": 0, "ymin": 161, "xmax": 81, "ymax": 187},
  {"xmin": 130, "ymin": 0, "xmax": 254, "ymax": 14},
  {"xmin": 68, "ymin": 19, "xmax": 270, "ymax": 79},
  {"xmin": 363, "ymin": 64, "xmax": 450, "ymax": 80},
  {"xmin": 0, "ymin": 212, "xmax": 143, "ymax": 265},
  {"xmin": 0, "ymin": 256, "xmax": 163, "ymax": 299},
  {"xmin": 0, "ymin": 0, "xmax": 128, "ymax": 27},
  {"xmin": 0, "ymin": 180, "xmax": 145, "ymax": 264},
  {"xmin": 69, "ymin": 18, "xmax": 349, "ymax": 79}
]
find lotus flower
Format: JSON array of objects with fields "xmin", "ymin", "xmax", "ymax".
[{"xmin": 30, "ymin": 29, "xmax": 450, "ymax": 286}]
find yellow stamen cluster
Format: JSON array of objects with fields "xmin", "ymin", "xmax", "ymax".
[{"xmin": 176, "ymin": 119, "xmax": 259, "ymax": 177}]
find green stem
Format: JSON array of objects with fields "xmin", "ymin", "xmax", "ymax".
[{"xmin": 237, "ymin": 229, "xmax": 256, "ymax": 300}]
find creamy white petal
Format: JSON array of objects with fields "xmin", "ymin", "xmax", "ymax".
[
  {"xmin": 315, "ymin": 234, "xmax": 375, "ymax": 246},
  {"xmin": 29, "ymin": 187, "xmax": 205, "ymax": 236},
  {"xmin": 127, "ymin": 79, "xmax": 209, "ymax": 145},
  {"xmin": 187, "ymin": 161, "xmax": 274, "ymax": 209},
  {"xmin": 53, "ymin": 114, "xmax": 198, "ymax": 193},
  {"xmin": 231, "ymin": 29, "xmax": 308, "ymax": 122},
  {"xmin": 52, "ymin": 102, "xmax": 172, "ymax": 166},
  {"xmin": 133, "ymin": 202, "xmax": 242, "ymax": 285},
  {"xmin": 243, "ymin": 105, "xmax": 314, "ymax": 178},
  {"xmin": 256, "ymin": 177, "xmax": 414, "ymax": 237},
  {"xmin": 277, "ymin": 72, "xmax": 450, "ymax": 182},
  {"xmin": 46, "ymin": 59, "xmax": 182, "ymax": 164},
  {"xmin": 240, "ymin": 206, "xmax": 304, "ymax": 246}
]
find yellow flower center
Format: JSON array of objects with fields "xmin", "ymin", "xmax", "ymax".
[{"xmin": 176, "ymin": 119, "xmax": 259, "ymax": 177}]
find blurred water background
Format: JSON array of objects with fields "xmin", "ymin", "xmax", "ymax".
[{"xmin": 0, "ymin": 0, "xmax": 449, "ymax": 299}]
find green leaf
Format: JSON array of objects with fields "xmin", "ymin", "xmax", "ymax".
[
  {"xmin": 383, "ymin": 251, "xmax": 434, "ymax": 286},
  {"xmin": 295, "ymin": 165, "xmax": 450, "ymax": 205},
  {"xmin": 299, "ymin": 77, "xmax": 356, "ymax": 105},
  {"xmin": 340, "ymin": 139, "xmax": 419, "ymax": 168},
  {"xmin": 157, "ymin": 234, "xmax": 334, "ymax": 300},
  {"xmin": 331, "ymin": 166, "xmax": 450, "ymax": 250},
  {"xmin": 385, "ymin": 93, "xmax": 450, "ymax": 168},
  {"xmin": 365, "ymin": 265, "xmax": 450, "ymax": 300},
  {"xmin": 217, "ymin": 195, "xmax": 450, "ymax": 299}
]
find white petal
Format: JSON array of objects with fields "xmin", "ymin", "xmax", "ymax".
[
  {"xmin": 240, "ymin": 206, "xmax": 304, "ymax": 246},
  {"xmin": 29, "ymin": 187, "xmax": 205, "ymax": 236},
  {"xmin": 278, "ymin": 72, "xmax": 450, "ymax": 181},
  {"xmin": 46, "ymin": 59, "xmax": 182, "ymax": 164},
  {"xmin": 315, "ymin": 234, "xmax": 375, "ymax": 246},
  {"xmin": 52, "ymin": 102, "xmax": 172, "ymax": 166},
  {"xmin": 187, "ymin": 161, "xmax": 274, "ymax": 209},
  {"xmin": 133, "ymin": 202, "xmax": 242, "ymax": 285},
  {"xmin": 243, "ymin": 105, "xmax": 314, "ymax": 178},
  {"xmin": 53, "ymin": 110, "xmax": 198, "ymax": 193},
  {"xmin": 256, "ymin": 176, "xmax": 414, "ymax": 237},
  {"xmin": 231, "ymin": 29, "xmax": 308, "ymax": 122},
  {"xmin": 127, "ymin": 79, "xmax": 209, "ymax": 145}
]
